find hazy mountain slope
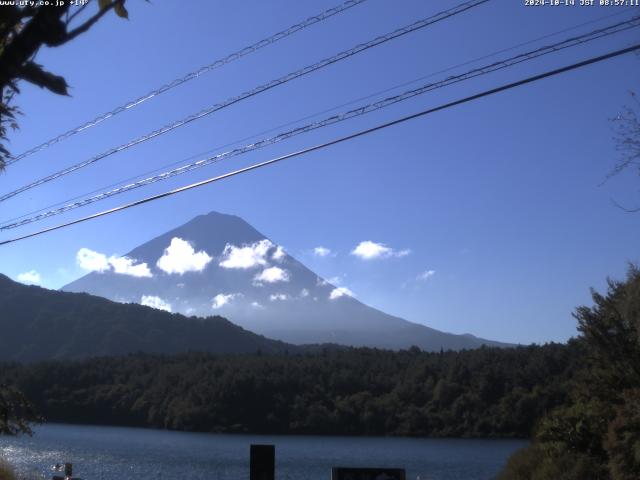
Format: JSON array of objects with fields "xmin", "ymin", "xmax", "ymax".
[
  {"xmin": 0, "ymin": 274, "xmax": 293, "ymax": 362},
  {"xmin": 63, "ymin": 211, "xmax": 509, "ymax": 351}
]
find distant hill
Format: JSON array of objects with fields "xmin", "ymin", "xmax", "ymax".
[
  {"xmin": 63, "ymin": 211, "xmax": 511, "ymax": 351},
  {"xmin": 0, "ymin": 274, "xmax": 293, "ymax": 362}
]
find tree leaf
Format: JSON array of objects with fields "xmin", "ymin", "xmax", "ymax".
[
  {"xmin": 18, "ymin": 62, "xmax": 69, "ymax": 96},
  {"xmin": 114, "ymin": 2, "xmax": 129, "ymax": 19}
]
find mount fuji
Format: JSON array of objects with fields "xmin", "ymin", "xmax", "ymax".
[{"xmin": 62, "ymin": 211, "xmax": 509, "ymax": 351}]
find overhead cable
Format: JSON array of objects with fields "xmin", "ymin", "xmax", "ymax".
[
  {"xmin": 2, "ymin": 15, "xmax": 638, "ymax": 230},
  {"xmin": 1, "ymin": 42, "xmax": 638, "ymax": 246},
  {"xmin": 0, "ymin": 0, "xmax": 490, "ymax": 203},
  {"xmin": 6, "ymin": 0, "xmax": 369, "ymax": 165}
]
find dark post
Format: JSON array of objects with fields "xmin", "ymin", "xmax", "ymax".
[
  {"xmin": 64, "ymin": 464, "xmax": 72, "ymax": 479},
  {"xmin": 250, "ymin": 444, "xmax": 275, "ymax": 480}
]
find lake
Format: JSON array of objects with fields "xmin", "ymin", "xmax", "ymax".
[{"xmin": 0, "ymin": 424, "xmax": 527, "ymax": 480}]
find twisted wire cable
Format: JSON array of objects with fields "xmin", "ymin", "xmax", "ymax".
[
  {"xmin": 7, "ymin": 0, "xmax": 369, "ymax": 165},
  {"xmin": 0, "ymin": 0, "xmax": 490, "ymax": 203},
  {"xmin": 1, "ymin": 42, "xmax": 639, "ymax": 246},
  {"xmin": 3, "ymin": 15, "xmax": 638, "ymax": 231}
]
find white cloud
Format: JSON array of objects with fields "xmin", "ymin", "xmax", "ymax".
[
  {"xmin": 253, "ymin": 266, "xmax": 290, "ymax": 284},
  {"xmin": 212, "ymin": 293, "xmax": 240, "ymax": 309},
  {"xmin": 418, "ymin": 269, "xmax": 436, "ymax": 281},
  {"xmin": 219, "ymin": 239, "xmax": 273, "ymax": 269},
  {"xmin": 313, "ymin": 246, "xmax": 331, "ymax": 257},
  {"xmin": 300, "ymin": 288, "xmax": 310, "ymax": 298},
  {"xmin": 329, "ymin": 287, "xmax": 354, "ymax": 300},
  {"xmin": 157, "ymin": 237, "xmax": 212, "ymax": 275},
  {"xmin": 272, "ymin": 245, "xmax": 286, "ymax": 262},
  {"xmin": 141, "ymin": 295, "xmax": 172, "ymax": 312},
  {"xmin": 251, "ymin": 301, "xmax": 265, "ymax": 309},
  {"xmin": 109, "ymin": 256, "xmax": 152, "ymax": 278},
  {"xmin": 77, "ymin": 248, "xmax": 151, "ymax": 277},
  {"xmin": 77, "ymin": 248, "xmax": 110, "ymax": 272},
  {"xmin": 17, "ymin": 270, "xmax": 41, "ymax": 285},
  {"xmin": 269, "ymin": 293, "xmax": 290, "ymax": 302},
  {"xmin": 352, "ymin": 241, "xmax": 391, "ymax": 260},
  {"xmin": 350, "ymin": 241, "xmax": 411, "ymax": 260}
]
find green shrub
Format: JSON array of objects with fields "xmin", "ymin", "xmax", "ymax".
[{"xmin": 498, "ymin": 444, "xmax": 606, "ymax": 480}]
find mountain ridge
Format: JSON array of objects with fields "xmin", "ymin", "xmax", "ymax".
[{"xmin": 0, "ymin": 273, "xmax": 296, "ymax": 362}]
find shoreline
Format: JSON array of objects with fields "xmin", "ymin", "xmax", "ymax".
[{"xmin": 23, "ymin": 420, "xmax": 532, "ymax": 441}]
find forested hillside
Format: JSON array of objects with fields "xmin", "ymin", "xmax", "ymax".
[
  {"xmin": 0, "ymin": 343, "xmax": 581, "ymax": 437},
  {"xmin": 0, "ymin": 274, "xmax": 292, "ymax": 361}
]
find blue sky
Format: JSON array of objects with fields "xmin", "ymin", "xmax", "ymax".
[{"xmin": 0, "ymin": 0, "xmax": 639, "ymax": 344}]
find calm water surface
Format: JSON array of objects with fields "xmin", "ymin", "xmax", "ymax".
[{"xmin": 0, "ymin": 424, "xmax": 527, "ymax": 480}]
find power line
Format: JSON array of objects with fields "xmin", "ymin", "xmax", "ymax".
[
  {"xmin": 1, "ymin": 42, "xmax": 637, "ymax": 247},
  {"xmin": 6, "ymin": 0, "xmax": 369, "ymax": 165},
  {"xmin": 4, "ymin": 5, "xmax": 632, "ymax": 228},
  {"xmin": 0, "ymin": 0, "xmax": 490, "ymax": 204},
  {"xmin": 9, "ymin": 5, "xmax": 629, "ymax": 208},
  {"xmin": 2, "ymin": 15, "xmax": 638, "ymax": 230}
]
